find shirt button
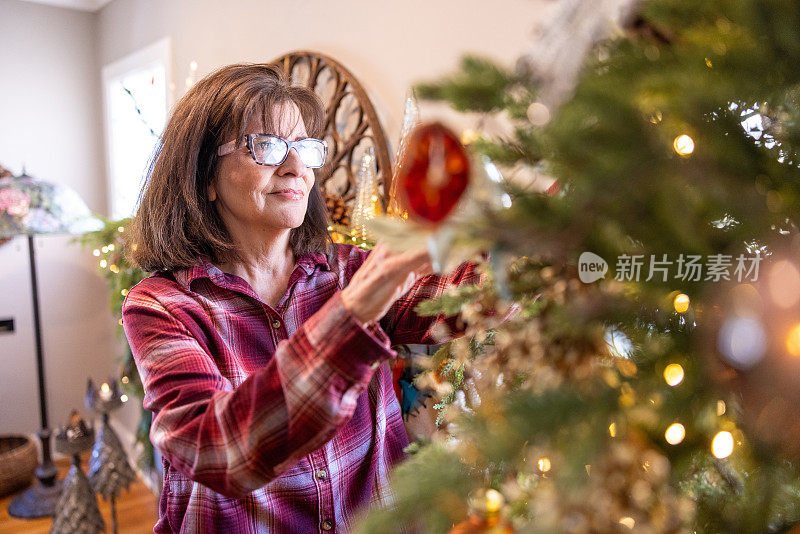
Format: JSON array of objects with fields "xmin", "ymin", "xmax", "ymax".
[
  {"xmin": 271, "ymin": 319, "xmax": 281, "ymax": 329},
  {"xmin": 315, "ymin": 469, "xmax": 327, "ymax": 480},
  {"xmin": 322, "ymin": 520, "xmax": 333, "ymax": 531}
]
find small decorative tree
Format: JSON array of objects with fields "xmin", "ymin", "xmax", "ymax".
[
  {"xmin": 86, "ymin": 378, "xmax": 136, "ymax": 534},
  {"xmin": 51, "ymin": 411, "xmax": 104, "ymax": 534}
]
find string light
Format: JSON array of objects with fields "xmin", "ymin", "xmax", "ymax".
[
  {"xmin": 100, "ymin": 382, "xmax": 110, "ymax": 394},
  {"xmin": 619, "ymin": 517, "xmax": 636, "ymax": 529},
  {"xmin": 117, "ymin": 319, "xmax": 123, "ymax": 326},
  {"xmin": 101, "ymin": 246, "xmax": 109, "ymax": 253},
  {"xmin": 673, "ymin": 134, "xmax": 695, "ymax": 156},
  {"xmin": 460, "ymin": 129, "xmax": 480, "ymax": 145},
  {"xmin": 712, "ymin": 431, "xmax": 734, "ymax": 459},
  {"xmin": 537, "ymin": 457, "xmax": 552, "ymax": 472},
  {"xmin": 120, "ymin": 394, "xmax": 129, "ymax": 403},
  {"xmin": 108, "ymin": 244, "xmax": 115, "ymax": 252},
  {"xmin": 665, "ymin": 423, "xmax": 686, "ymax": 445},
  {"xmin": 99, "ymin": 259, "xmax": 107, "ymax": 268},
  {"xmin": 485, "ymin": 489, "xmax": 503, "ymax": 513},
  {"xmin": 786, "ymin": 323, "xmax": 800, "ymax": 357},
  {"xmin": 609, "ymin": 422, "xmax": 617, "ymax": 437},
  {"xmin": 663, "ymin": 363, "xmax": 685, "ymax": 387},
  {"xmin": 121, "ymin": 289, "xmax": 128, "ymax": 296},
  {"xmin": 717, "ymin": 400, "xmax": 727, "ymax": 416},
  {"xmin": 121, "ymin": 376, "xmax": 129, "ymax": 384},
  {"xmin": 673, "ymin": 293, "xmax": 690, "ymax": 313},
  {"xmin": 117, "ymin": 226, "xmax": 125, "ymax": 233},
  {"xmin": 92, "ymin": 249, "xmax": 100, "ymax": 257}
]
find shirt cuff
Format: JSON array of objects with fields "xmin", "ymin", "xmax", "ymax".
[{"xmin": 304, "ymin": 291, "xmax": 396, "ymax": 381}]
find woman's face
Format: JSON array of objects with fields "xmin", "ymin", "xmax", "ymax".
[{"xmin": 210, "ymin": 102, "xmax": 315, "ymax": 236}]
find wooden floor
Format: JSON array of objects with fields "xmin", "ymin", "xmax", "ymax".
[{"xmin": 0, "ymin": 453, "xmax": 159, "ymax": 533}]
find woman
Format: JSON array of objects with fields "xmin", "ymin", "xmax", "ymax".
[{"xmin": 123, "ymin": 63, "xmax": 480, "ymax": 533}]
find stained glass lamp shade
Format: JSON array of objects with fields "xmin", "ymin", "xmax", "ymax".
[
  {"xmin": 2, "ymin": 171, "xmax": 102, "ymax": 519},
  {"xmin": 0, "ymin": 172, "xmax": 102, "ymax": 237}
]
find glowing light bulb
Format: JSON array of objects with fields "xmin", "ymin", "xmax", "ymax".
[
  {"xmin": 673, "ymin": 293, "xmax": 690, "ymax": 313},
  {"xmin": 663, "ymin": 363, "xmax": 685, "ymax": 387},
  {"xmin": 100, "ymin": 382, "xmax": 110, "ymax": 393},
  {"xmin": 118, "ymin": 226, "xmax": 125, "ymax": 233},
  {"xmin": 787, "ymin": 323, "xmax": 800, "ymax": 357},
  {"xmin": 460, "ymin": 129, "xmax": 480, "ymax": 145},
  {"xmin": 665, "ymin": 423, "xmax": 686, "ymax": 445},
  {"xmin": 120, "ymin": 394, "xmax": 129, "ymax": 403},
  {"xmin": 609, "ymin": 422, "xmax": 617, "ymax": 438},
  {"xmin": 121, "ymin": 289, "xmax": 128, "ymax": 296},
  {"xmin": 673, "ymin": 134, "xmax": 695, "ymax": 156},
  {"xmin": 99, "ymin": 259, "xmax": 107, "ymax": 268},
  {"xmin": 121, "ymin": 376, "xmax": 129, "ymax": 384},
  {"xmin": 108, "ymin": 244, "xmax": 115, "ymax": 251},
  {"xmin": 485, "ymin": 489, "xmax": 503, "ymax": 513},
  {"xmin": 619, "ymin": 517, "xmax": 636, "ymax": 529},
  {"xmin": 101, "ymin": 246, "xmax": 108, "ymax": 253},
  {"xmin": 537, "ymin": 457, "xmax": 552, "ymax": 472},
  {"xmin": 92, "ymin": 249, "xmax": 100, "ymax": 257},
  {"xmin": 717, "ymin": 400, "xmax": 726, "ymax": 416},
  {"xmin": 712, "ymin": 431, "xmax": 734, "ymax": 458}
]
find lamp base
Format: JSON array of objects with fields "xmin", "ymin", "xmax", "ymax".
[{"xmin": 7, "ymin": 480, "xmax": 62, "ymax": 519}]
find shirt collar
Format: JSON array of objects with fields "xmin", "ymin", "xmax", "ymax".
[{"xmin": 171, "ymin": 252, "xmax": 331, "ymax": 293}]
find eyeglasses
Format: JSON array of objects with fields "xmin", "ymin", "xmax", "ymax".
[{"xmin": 217, "ymin": 134, "xmax": 328, "ymax": 168}]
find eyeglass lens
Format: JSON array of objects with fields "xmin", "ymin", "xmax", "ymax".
[{"xmin": 251, "ymin": 135, "xmax": 326, "ymax": 168}]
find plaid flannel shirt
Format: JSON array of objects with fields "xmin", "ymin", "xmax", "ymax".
[{"xmin": 122, "ymin": 243, "xmax": 479, "ymax": 533}]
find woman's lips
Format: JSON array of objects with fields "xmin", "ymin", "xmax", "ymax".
[{"xmin": 270, "ymin": 189, "xmax": 304, "ymax": 200}]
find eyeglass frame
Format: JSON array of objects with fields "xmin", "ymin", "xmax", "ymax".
[{"xmin": 216, "ymin": 134, "xmax": 328, "ymax": 168}]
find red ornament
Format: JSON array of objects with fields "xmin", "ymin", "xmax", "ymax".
[{"xmin": 396, "ymin": 122, "xmax": 470, "ymax": 224}]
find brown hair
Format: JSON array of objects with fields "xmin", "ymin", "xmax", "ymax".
[{"xmin": 129, "ymin": 63, "xmax": 332, "ymax": 272}]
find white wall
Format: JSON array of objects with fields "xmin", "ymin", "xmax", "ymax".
[
  {"xmin": 0, "ymin": 0, "xmax": 119, "ymax": 439},
  {"xmin": 96, "ymin": 0, "xmax": 552, "ymax": 146}
]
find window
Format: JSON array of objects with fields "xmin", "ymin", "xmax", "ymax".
[{"xmin": 102, "ymin": 38, "xmax": 172, "ymax": 220}]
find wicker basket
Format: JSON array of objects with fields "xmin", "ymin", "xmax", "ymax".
[{"xmin": 0, "ymin": 435, "xmax": 38, "ymax": 498}]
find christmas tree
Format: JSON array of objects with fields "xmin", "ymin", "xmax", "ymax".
[{"xmin": 358, "ymin": 0, "xmax": 800, "ymax": 532}]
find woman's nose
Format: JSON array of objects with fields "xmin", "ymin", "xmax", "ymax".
[{"xmin": 276, "ymin": 147, "xmax": 307, "ymax": 176}]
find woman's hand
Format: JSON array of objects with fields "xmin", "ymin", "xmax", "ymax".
[{"xmin": 341, "ymin": 242, "xmax": 433, "ymax": 324}]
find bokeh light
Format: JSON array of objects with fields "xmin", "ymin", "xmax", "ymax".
[
  {"xmin": 673, "ymin": 134, "xmax": 695, "ymax": 156},
  {"xmin": 717, "ymin": 317, "xmax": 767, "ymax": 369},
  {"xmin": 712, "ymin": 431, "xmax": 734, "ymax": 459},
  {"xmin": 673, "ymin": 293, "xmax": 690, "ymax": 313},
  {"xmin": 769, "ymin": 260, "xmax": 800, "ymax": 309},
  {"xmin": 663, "ymin": 363, "xmax": 685, "ymax": 387},
  {"xmin": 665, "ymin": 423, "xmax": 686, "ymax": 445},
  {"xmin": 787, "ymin": 323, "xmax": 800, "ymax": 357},
  {"xmin": 538, "ymin": 457, "xmax": 552, "ymax": 472}
]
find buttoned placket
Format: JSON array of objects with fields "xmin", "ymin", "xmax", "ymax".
[{"xmin": 308, "ymin": 446, "xmax": 335, "ymax": 533}]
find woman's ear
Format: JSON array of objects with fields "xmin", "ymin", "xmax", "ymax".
[{"xmin": 208, "ymin": 183, "xmax": 217, "ymax": 202}]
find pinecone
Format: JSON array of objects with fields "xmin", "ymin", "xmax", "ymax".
[{"xmin": 324, "ymin": 192, "xmax": 351, "ymax": 227}]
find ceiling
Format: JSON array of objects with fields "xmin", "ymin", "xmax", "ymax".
[{"xmin": 16, "ymin": 0, "xmax": 113, "ymax": 12}]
